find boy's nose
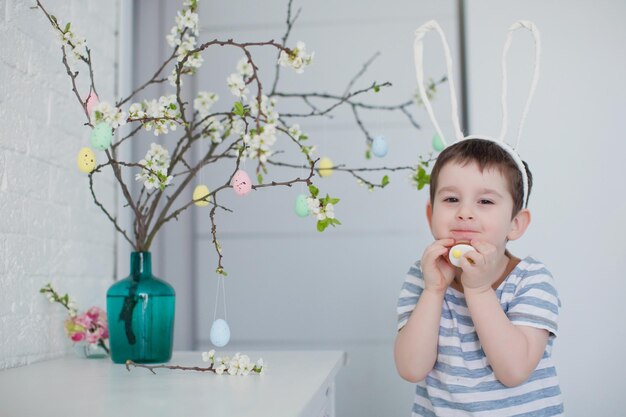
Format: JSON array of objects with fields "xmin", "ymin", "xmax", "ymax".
[{"xmin": 456, "ymin": 206, "xmax": 474, "ymax": 220}]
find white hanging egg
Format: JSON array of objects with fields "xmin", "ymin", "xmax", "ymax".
[
  {"xmin": 210, "ymin": 318, "xmax": 231, "ymax": 347},
  {"xmin": 371, "ymin": 135, "xmax": 388, "ymax": 157}
]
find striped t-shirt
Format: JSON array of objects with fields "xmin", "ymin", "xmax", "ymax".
[{"xmin": 397, "ymin": 256, "xmax": 563, "ymax": 416}]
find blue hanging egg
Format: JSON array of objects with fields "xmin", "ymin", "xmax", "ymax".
[
  {"xmin": 371, "ymin": 135, "xmax": 388, "ymax": 157},
  {"xmin": 90, "ymin": 123, "xmax": 112, "ymax": 150},
  {"xmin": 210, "ymin": 318, "xmax": 231, "ymax": 347},
  {"xmin": 294, "ymin": 194, "xmax": 310, "ymax": 217},
  {"xmin": 432, "ymin": 133, "xmax": 445, "ymax": 152}
]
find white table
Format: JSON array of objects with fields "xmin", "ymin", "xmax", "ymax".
[{"xmin": 0, "ymin": 350, "xmax": 346, "ymax": 417}]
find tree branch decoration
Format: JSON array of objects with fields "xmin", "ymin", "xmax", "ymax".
[
  {"xmin": 33, "ymin": 0, "xmax": 445, "ymax": 276},
  {"xmin": 126, "ymin": 350, "xmax": 265, "ymax": 376}
]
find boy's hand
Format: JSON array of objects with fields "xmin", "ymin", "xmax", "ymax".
[
  {"xmin": 458, "ymin": 239, "xmax": 501, "ymax": 293},
  {"xmin": 421, "ymin": 238, "xmax": 456, "ymax": 294}
]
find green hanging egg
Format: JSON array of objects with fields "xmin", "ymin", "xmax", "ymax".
[
  {"xmin": 90, "ymin": 123, "xmax": 112, "ymax": 150},
  {"xmin": 432, "ymin": 133, "xmax": 445, "ymax": 152},
  {"xmin": 294, "ymin": 194, "xmax": 310, "ymax": 217}
]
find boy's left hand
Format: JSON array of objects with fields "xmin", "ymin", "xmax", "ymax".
[{"xmin": 458, "ymin": 239, "xmax": 501, "ymax": 293}]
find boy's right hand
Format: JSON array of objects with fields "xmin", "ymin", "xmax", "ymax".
[{"xmin": 421, "ymin": 238, "xmax": 456, "ymax": 294}]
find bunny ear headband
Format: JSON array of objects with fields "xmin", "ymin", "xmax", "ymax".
[{"xmin": 414, "ymin": 20, "xmax": 541, "ymax": 208}]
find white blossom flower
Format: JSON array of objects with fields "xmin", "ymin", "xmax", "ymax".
[
  {"xmin": 227, "ymin": 73, "xmax": 249, "ymax": 99},
  {"xmin": 250, "ymin": 95, "xmax": 279, "ymax": 124},
  {"xmin": 278, "ymin": 41, "xmax": 314, "ymax": 74},
  {"xmin": 91, "ymin": 101, "xmax": 127, "ymax": 129},
  {"xmin": 135, "ymin": 143, "xmax": 173, "ymax": 190},
  {"xmin": 236, "ymin": 57, "xmax": 254, "ymax": 80},
  {"xmin": 288, "ymin": 124, "xmax": 302, "ymax": 140},
  {"xmin": 176, "ymin": 9, "xmax": 199, "ymax": 34},
  {"xmin": 202, "ymin": 350, "xmax": 215, "ymax": 363},
  {"xmin": 129, "ymin": 96, "xmax": 179, "ymax": 136},
  {"xmin": 325, "ymin": 203, "xmax": 335, "ymax": 219},
  {"xmin": 193, "ymin": 92, "xmax": 219, "ymax": 115},
  {"xmin": 215, "ymin": 364, "xmax": 226, "ymax": 375}
]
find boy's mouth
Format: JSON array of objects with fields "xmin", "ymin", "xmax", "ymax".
[{"xmin": 450, "ymin": 229, "xmax": 480, "ymax": 240}]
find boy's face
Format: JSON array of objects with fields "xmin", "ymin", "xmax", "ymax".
[{"xmin": 426, "ymin": 161, "xmax": 530, "ymax": 254}]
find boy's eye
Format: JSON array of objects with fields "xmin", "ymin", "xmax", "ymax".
[
  {"xmin": 479, "ymin": 199, "xmax": 494, "ymax": 205},
  {"xmin": 443, "ymin": 197, "xmax": 458, "ymax": 203}
]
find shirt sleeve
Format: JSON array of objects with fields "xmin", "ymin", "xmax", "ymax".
[
  {"xmin": 506, "ymin": 263, "xmax": 561, "ymax": 337},
  {"xmin": 397, "ymin": 261, "xmax": 426, "ymax": 331}
]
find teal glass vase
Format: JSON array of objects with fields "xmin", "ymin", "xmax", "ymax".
[{"xmin": 106, "ymin": 252, "xmax": 175, "ymax": 364}]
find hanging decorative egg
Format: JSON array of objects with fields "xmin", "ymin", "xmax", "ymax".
[
  {"xmin": 85, "ymin": 92, "xmax": 99, "ymax": 118},
  {"xmin": 231, "ymin": 169, "xmax": 252, "ymax": 196},
  {"xmin": 76, "ymin": 147, "xmax": 97, "ymax": 173},
  {"xmin": 318, "ymin": 157, "xmax": 333, "ymax": 177},
  {"xmin": 193, "ymin": 184, "xmax": 211, "ymax": 207},
  {"xmin": 90, "ymin": 123, "xmax": 112, "ymax": 150},
  {"xmin": 294, "ymin": 194, "xmax": 310, "ymax": 217},
  {"xmin": 371, "ymin": 135, "xmax": 388, "ymax": 157},
  {"xmin": 432, "ymin": 133, "xmax": 445, "ymax": 152},
  {"xmin": 210, "ymin": 318, "xmax": 231, "ymax": 347}
]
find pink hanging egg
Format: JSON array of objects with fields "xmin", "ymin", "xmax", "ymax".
[
  {"xmin": 86, "ymin": 92, "xmax": 99, "ymax": 117},
  {"xmin": 231, "ymin": 169, "xmax": 252, "ymax": 196}
]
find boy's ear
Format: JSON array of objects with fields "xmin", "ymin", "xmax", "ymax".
[
  {"xmin": 426, "ymin": 200, "xmax": 434, "ymax": 231},
  {"xmin": 508, "ymin": 208, "xmax": 531, "ymax": 241}
]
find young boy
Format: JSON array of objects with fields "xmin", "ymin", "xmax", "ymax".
[{"xmin": 395, "ymin": 138, "xmax": 563, "ymax": 416}]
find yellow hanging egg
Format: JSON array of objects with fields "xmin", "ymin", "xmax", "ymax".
[
  {"xmin": 76, "ymin": 147, "xmax": 96, "ymax": 173},
  {"xmin": 318, "ymin": 157, "xmax": 333, "ymax": 177},
  {"xmin": 193, "ymin": 184, "xmax": 211, "ymax": 207}
]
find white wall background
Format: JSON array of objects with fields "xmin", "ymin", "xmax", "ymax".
[
  {"xmin": 464, "ymin": 0, "xmax": 626, "ymax": 414},
  {"xmin": 0, "ymin": 1, "xmax": 118, "ymax": 369}
]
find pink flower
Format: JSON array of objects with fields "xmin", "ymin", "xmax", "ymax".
[{"xmin": 71, "ymin": 332, "xmax": 85, "ymax": 342}]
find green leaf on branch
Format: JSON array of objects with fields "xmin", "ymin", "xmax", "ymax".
[
  {"xmin": 233, "ymin": 101, "xmax": 246, "ymax": 117},
  {"xmin": 257, "ymin": 174, "xmax": 263, "ymax": 184},
  {"xmin": 365, "ymin": 149, "xmax": 371, "ymax": 159},
  {"xmin": 381, "ymin": 175, "xmax": 390, "ymax": 188},
  {"xmin": 216, "ymin": 267, "xmax": 228, "ymax": 277},
  {"xmin": 373, "ymin": 83, "xmax": 380, "ymax": 93},
  {"xmin": 64, "ymin": 22, "xmax": 71, "ymax": 33},
  {"xmin": 309, "ymin": 185, "xmax": 319, "ymax": 198}
]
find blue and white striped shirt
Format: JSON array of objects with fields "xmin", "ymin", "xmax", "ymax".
[{"xmin": 397, "ymin": 256, "xmax": 564, "ymax": 416}]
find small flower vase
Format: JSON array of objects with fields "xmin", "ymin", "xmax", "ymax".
[{"xmin": 106, "ymin": 252, "xmax": 175, "ymax": 364}]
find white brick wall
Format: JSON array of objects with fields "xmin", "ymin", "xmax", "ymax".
[{"xmin": 0, "ymin": 0, "xmax": 119, "ymax": 369}]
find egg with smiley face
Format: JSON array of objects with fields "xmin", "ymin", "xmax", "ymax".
[{"xmin": 231, "ymin": 169, "xmax": 252, "ymax": 196}]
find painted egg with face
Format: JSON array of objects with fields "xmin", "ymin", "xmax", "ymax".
[
  {"xmin": 231, "ymin": 169, "xmax": 252, "ymax": 196},
  {"xmin": 371, "ymin": 135, "xmax": 388, "ymax": 157},
  {"xmin": 193, "ymin": 184, "xmax": 210, "ymax": 207},
  {"xmin": 77, "ymin": 147, "xmax": 97, "ymax": 173},
  {"xmin": 90, "ymin": 123, "xmax": 112, "ymax": 150},
  {"xmin": 448, "ymin": 244, "xmax": 474, "ymax": 267},
  {"xmin": 294, "ymin": 194, "xmax": 310, "ymax": 217},
  {"xmin": 85, "ymin": 92, "xmax": 99, "ymax": 118},
  {"xmin": 432, "ymin": 133, "xmax": 445, "ymax": 152},
  {"xmin": 318, "ymin": 157, "xmax": 333, "ymax": 177},
  {"xmin": 210, "ymin": 318, "xmax": 231, "ymax": 347}
]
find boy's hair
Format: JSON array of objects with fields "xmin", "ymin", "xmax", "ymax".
[{"xmin": 429, "ymin": 138, "xmax": 533, "ymax": 217}]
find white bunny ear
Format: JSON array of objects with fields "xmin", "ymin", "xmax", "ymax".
[
  {"xmin": 414, "ymin": 20, "xmax": 464, "ymax": 147},
  {"xmin": 499, "ymin": 20, "xmax": 541, "ymax": 150}
]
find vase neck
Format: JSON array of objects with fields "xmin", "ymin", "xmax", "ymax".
[{"xmin": 130, "ymin": 252, "xmax": 152, "ymax": 279}]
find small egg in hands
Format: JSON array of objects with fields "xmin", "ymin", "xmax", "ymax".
[{"xmin": 448, "ymin": 244, "xmax": 475, "ymax": 267}]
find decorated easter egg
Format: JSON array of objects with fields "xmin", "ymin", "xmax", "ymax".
[
  {"xmin": 85, "ymin": 92, "xmax": 99, "ymax": 118},
  {"xmin": 371, "ymin": 135, "xmax": 388, "ymax": 157},
  {"xmin": 318, "ymin": 157, "xmax": 333, "ymax": 177},
  {"xmin": 193, "ymin": 184, "xmax": 211, "ymax": 207},
  {"xmin": 210, "ymin": 318, "xmax": 231, "ymax": 347},
  {"xmin": 294, "ymin": 194, "xmax": 310, "ymax": 217},
  {"xmin": 448, "ymin": 244, "xmax": 474, "ymax": 267},
  {"xmin": 76, "ymin": 147, "xmax": 97, "ymax": 173},
  {"xmin": 432, "ymin": 133, "xmax": 445, "ymax": 152},
  {"xmin": 231, "ymin": 169, "xmax": 252, "ymax": 196},
  {"xmin": 90, "ymin": 123, "xmax": 112, "ymax": 150}
]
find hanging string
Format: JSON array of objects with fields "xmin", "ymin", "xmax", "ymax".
[{"xmin": 212, "ymin": 275, "xmax": 227, "ymax": 322}]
